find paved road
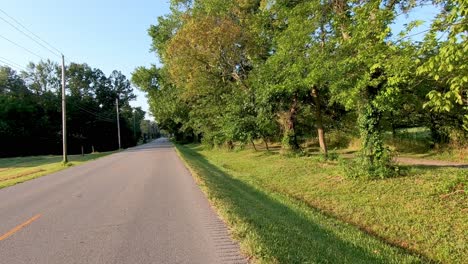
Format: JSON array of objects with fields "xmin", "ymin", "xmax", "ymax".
[{"xmin": 0, "ymin": 138, "xmax": 246, "ymax": 264}]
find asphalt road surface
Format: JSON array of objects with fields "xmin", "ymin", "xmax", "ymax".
[{"xmin": 0, "ymin": 138, "xmax": 246, "ymax": 264}]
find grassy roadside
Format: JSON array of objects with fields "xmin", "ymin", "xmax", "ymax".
[
  {"xmin": 174, "ymin": 144, "xmax": 441, "ymax": 264},
  {"xmin": 0, "ymin": 152, "xmax": 115, "ymax": 189}
]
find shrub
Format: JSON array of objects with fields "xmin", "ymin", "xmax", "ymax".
[
  {"xmin": 341, "ymin": 149, "xmax": 400, "ymax": 180},
  {"xmin": 326, "ymin": 130, "xmax": 352, "ymax": 149}
]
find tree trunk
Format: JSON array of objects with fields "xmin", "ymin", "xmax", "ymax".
[
  {"xmin": 288, "ymin": 96, "xmax": 300, "ymax": 150},
  {"xmin": 390, "ymin": 112, "xmax": 396, "ymax": 138},
  {"xmin": 311, "ymin": 87, "xmax": 328, "ymax": 156},
  {"xmin": 227, "ymin": 140, "xmax": 234, "ymax": 150},
  {"xmin": 331, "ymin": 0, "xmax": 351, "ymax": 41},
  {"xmin": 279, "ymin": 96, "xmax": 300, "ymax": 152},
  {"xmin": 263, "ymin": 137, "xmax": 269, "ymax": 151},
  {"xmin": 250, "ymin": 138, "xmax": 257, "ymax": 151}
]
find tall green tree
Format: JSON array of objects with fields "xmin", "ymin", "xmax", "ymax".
[
  {"xmin": 0, "ymin": 61, "xmax": 145, "ymax": 157},
  {"xmin": 418, "ymin": 0, "xmax": 467, "ymax": 131}
]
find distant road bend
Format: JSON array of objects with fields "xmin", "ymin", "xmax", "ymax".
[{"xmin": 0, "ymin": 138, "xmax": 246, "ymax": 264}]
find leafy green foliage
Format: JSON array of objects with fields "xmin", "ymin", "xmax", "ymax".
[
  {"xmin": 135, "ymin": 0, "xmax": 467, "ymax": 177},
  {"xmin": 128, "ymin": 1, "xmax": 468, "ymax": 260},
  {"xmin": 0, "ymin": 61, "xmax": 148, "ymax": 157},
  {"xmin": 417, "ymin": 0, "xmax": 468, "ymax": 130},
  {"xmin": 342, "ymin": 151, "xmax": 399, "ymax": 180}
]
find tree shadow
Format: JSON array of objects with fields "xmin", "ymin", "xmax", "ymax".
[
  {"xmin": 179, "ymin": 146, "xmax": 426, "ymax": 264},
  {"xmin": 123, "ymin": 144, "xmax": 174, "ymax": 153},
  {"xmin": 0, "ymin": 156, "xmax": 61, "ymax": 169},
  {"xmin": 0, "ymin": 152, "xmax": 112, "ymax": 169}
]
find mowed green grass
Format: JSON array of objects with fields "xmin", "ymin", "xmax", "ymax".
[
  {"xmin": 175, "ymin": 144, "xmax": 467, "ymax": 264},
  {"xmin": 0, "ymin": 152, "xmax": 115, "ymax": 189}
]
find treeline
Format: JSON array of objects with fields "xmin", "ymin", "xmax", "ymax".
[
  {"xmin": 133, "ymin": 0, "xmax": 467, "ymax": 177},
  {"xmin": 0, "ymin": 60, "xmax": 155, "ymax": 157}
]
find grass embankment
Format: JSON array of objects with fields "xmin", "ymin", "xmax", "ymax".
[
  {"xmin": 0, "ymin": 152, "xmax": 114, "ymax": 189},
  {"xmin": 175, "ymin": 144, "xmax": 467, "ymax": 264}
]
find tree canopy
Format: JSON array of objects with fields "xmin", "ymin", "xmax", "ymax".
[
  {"xmin": 133, "ymin": 0, "xmax": 467, "ymax": 177},
  {"xmin": 0, "ymin": 61, "xmax": 151, "ymax": 157}
]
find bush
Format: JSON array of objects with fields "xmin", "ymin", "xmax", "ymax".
[
  {"xmin": 341, "ymin": 149, "xmax": 400, "ymax": 180},
  {"xmin": 318, "ymin": 149, "xmax": 339, "ymax": 162},
  {"xmin": 447, "ymin": 129, "xmax": 468, "ymax": 149},
  {"xmin": 326, "ymin": 130, "xmax": 353, "ymax": 149}
]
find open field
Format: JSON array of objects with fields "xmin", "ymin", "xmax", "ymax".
[
  {"xmin": 0, "ymin": 152, "xmax": 115, "ymax": 189},
  {"xmin": 175, "ymin": 143, "xmax": 467, "ymax": 263}
]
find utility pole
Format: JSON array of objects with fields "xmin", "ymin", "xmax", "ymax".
[
  {"xmin": 133, "ymin": 110, "xmax": 136, "ymax": 139},
  {"xmin": 61, "ymin": 54, "xmax": 68, "ymax": 163},
  {"xmin": 116, "ymin": 98, "xmax": 121, "ymax": 149}
]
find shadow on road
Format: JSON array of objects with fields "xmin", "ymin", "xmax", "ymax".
[{"xmin": 124, "ymin": 138, "xmax": 174, "ymax": 153}]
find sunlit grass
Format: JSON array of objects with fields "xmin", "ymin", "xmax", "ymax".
[
  {"xmin": 176, "ymin": 143, "xmax": 466, "ymax": 263},
  {"xmin": 0, "ymin": 152, "xmax": 115, "ymax": 189}
]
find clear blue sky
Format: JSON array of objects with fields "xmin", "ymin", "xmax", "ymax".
[
  {"xmin": 0, "ymin": 1, "xmax": 437, "ymax": 120},
  {"xmin": 0, "ymin": 0, "xmax": 171, "ymax": 119}
]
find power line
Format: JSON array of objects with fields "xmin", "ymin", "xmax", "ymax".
[
  {"xmin": 0, "ymin": 34, "xmax": 45, "ymax": 60},
  {"xmin": 0, "ymin": 57, "xmax": 27, "ymax": 71},
  {"xmin": 79, "ymin": 110, "xmax": 115, "ymax": 123},
  {"xmin": 0, "ymin": 56, "xmax": 25, "ymax": 69},
  {"xmin": 0, "ymin": 8, "xmax": 71, "ymax": 163},
  {"xmin": 0, "ymin": 59, "xmax": 26, "ymax": 72},
  {"xmin": 68, "ymin": 101, "xmax": 115, "ymax": 123},
  {"xmin": 0, "ymin": 8, "xmax": 63, "ymax": 55},
  {"xmin": 75, "ymin": 105, "xmax": 115, "ymax": 122},
  {"xmin": 0, "ymin": 15, "xmax": 60, "ymax": 58},
  {"xmin": 0, "ymin": 59, "xmax": 22, "ymax": 71},
  {"xmin": 0, "ymin": 9, "xmax": 75, "ymax": 68},
  {"xmin": 77, "ymin": 106, "xmax": 115, "ymax": 123},
  {"xmin": 68, "ymin": 98, "xmax": 108, "ymax": 113}
]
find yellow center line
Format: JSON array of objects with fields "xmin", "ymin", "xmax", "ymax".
[{"xmin": 0, "ymin": 214, "xmax": 41, "ymax": 241}]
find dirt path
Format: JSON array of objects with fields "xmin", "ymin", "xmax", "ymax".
[
  {"xmin": 395, "ymin": 157, "xmax": 468, "ymax": 168},
  {"xmin": 340, "ymin": 153, "xmax": 467, "ymax": 168}
]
